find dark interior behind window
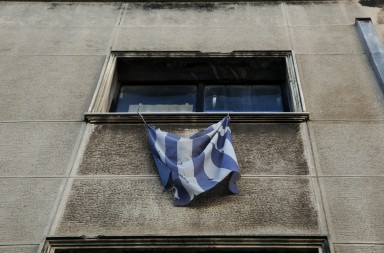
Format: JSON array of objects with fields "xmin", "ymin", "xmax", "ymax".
[{"xmin": 110, "ymin": 57, "xmax": 289, "ymax": 113}]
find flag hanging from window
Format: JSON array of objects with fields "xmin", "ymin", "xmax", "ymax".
[{"xmin": 146, "ymin": 116, "xmax": 241, "ymax": 206}]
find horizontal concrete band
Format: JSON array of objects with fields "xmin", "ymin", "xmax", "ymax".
[
  {"xmin": 55, "ymin": 177, "xmax": 320, "ymax": 236},
  {"xmin": 77, "ymin": 123, "xmax": 310, "ymax": 176}
]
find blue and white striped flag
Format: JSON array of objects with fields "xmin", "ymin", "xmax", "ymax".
[{"xmin": 146, "ymin": 116, "xmax": 241, "ymax": 206}]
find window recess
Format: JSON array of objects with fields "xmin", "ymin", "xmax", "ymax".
[
  {"xmin": 86, "ymin": 51, "xmax": 308, "ymax": 123},
  {"xmin": 42, "ymin": 236, "xmax": 330, "ymax": 253}
]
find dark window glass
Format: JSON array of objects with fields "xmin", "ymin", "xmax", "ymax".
[
  {"xmin": 110, "ymin": 56, "xmax": 290, "ymax": 113},
  {"xmin": 114, "ymin": 85, "xmax": 197, "ymax": 112},
  {"xmin": 204, "ymin": 85, "xmax": 284, "ymax": 112}
]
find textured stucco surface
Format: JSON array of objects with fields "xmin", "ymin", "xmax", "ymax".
[
  {"xmin": 0, "ymin": 2, "xmax": 123, "ymax": 27},
  {"xmin": 0, "ymin": 122, "xmax": 82, "ymax": 176},
  {"xmin": 291, "ymin": 25, "xmax": 364, "ymax": 54},
  {"xmin": 232, "ymin": 124, "xmax": 309, "ymax": 175},
  {"xmin": 77, "ymin": 124, "xmax": 155, "ymax": 176},
  {"xmin": 121, "ymin": 2, "xmax": 286, "ymax": 27},
  {"xmin": 297, "ymin": 54, "xmax": 384, "ymax": 120},
  {"xmin": 285, "ymin": 2, "xmax": 367, "ymax": 25},
  {"xmin": 113, "ymin": 26, "xmax": 291, "ymax": 52},
  {"xmin": 334, "ymin": 244, "xmax": 384, "ymax": 253},
  {"xmin": 0, "ymin": 246, "xmax": 39, "ymax": 253},
  {"xmin": 0, "ymin": 178, "xmax": 63, "ymax": 244},
  {"xmin": 0, "ymin": 27, "xmax": 113, "ymax": 55},
  {"xmin": 320, "ymin": 177, "xmax": 384, "ymax": 242},
  {"xmin": 310, "ymin": 121, "xmax": 384, "ymax": 176},
  {"xmin": 0, "ymin": 55, "xmax": 105, "ymax": 121},
  {"xmin": 113, "ymin": 0, "xmax": 291, "ymax": 52},
  {"xmin": 77, "ymin": 123, "xmax": 309, "ymax": 176},
  {"xmin": 0, "ymin": 1, "xmax": 383, "ymax": 253},
  {"xmin": 56, "ymin": 177, "xmax": 319, "ymax": 236}
]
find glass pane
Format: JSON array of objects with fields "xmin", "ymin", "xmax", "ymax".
[
  {"xmin": 115, "ymin": 85, "xmax": 196, "ymax": 112},
  {"xmin": 204, "ymin": 85, "xmax": 284, "ymax": 112}
]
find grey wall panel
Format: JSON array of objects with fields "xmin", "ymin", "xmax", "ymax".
[
  {"xmin": 232, "ymin": 124, "xmax": 309, "ymax": 175},
  {"xmin": 0, "ymin": 246, "xmax": 38, "ymax": 253},
  {"xmin": 121, "ymin": 2, "xmax": 286, "ymax": 27},
  {"xmin": 320, "ymin": 177, "xmax": 384, "ymax": 242},
  {"xmin": 77, "ymin": 123, "xmax": 309, "ymax": 176},
  {"xmin": 296, "ymin": 54, "xmax": 384, "ymax": 120},
  {"xmin": 0, "ymin": 2, "xmax": 123, "ymax": 28},
  {"xmin": 0, "ymin": 178, "xmax": 63, "ymax": 244},
  {"xmin": 310, "ymin": 121, "xmax": 384, "ymax": 176},
  {"xmin": 113, "ymin": 26, "xmax": 291, "ymax": 52},
  {"xmin": 334, "ymin": 244, "xmax": 384, "ymax": 253},
  {"xmin": 291, "ymin": 26, "xmax": 364, "ymax": 54},
  {"xmin": 55, "ymin": 177, "xmax": 319, "ymax": 236},
  {"xmin": 0, "ymin": 55, "xmax": 105, "ymax": 121},
  {"xmin": 285, "ymin": 2, "xmax": 366, "ymax": 26},
  {"xmin": 0, "ymin": 122, "xmax": 82, "ymax": 176},
  {"xmin": 0, "ymin": 27, "xmax": 113, "ymax": 55},
  {"xmin": 77, "ymin": 124, "xmax": 155, "ymax": 176}
]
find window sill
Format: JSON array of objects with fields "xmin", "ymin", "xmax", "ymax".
[
  {"xmin": 84, "ymin": 112, "xmax": 310, "ymax": 124},
  {"xmin": 42, "ymin": 235, "xmax": 329, "ymax": 253}
]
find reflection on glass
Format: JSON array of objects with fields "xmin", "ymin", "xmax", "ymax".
[
  {"xmin": 204, "ymin": 85, "xmax": 284, "ymax": 112},
  {"xmin": 115, "ymin": 85, "xmax": 197, "ymax": 112}
]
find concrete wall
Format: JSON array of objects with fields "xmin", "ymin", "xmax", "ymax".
[{"xmin": 0, "ymin": 1, "xmax": 384, "ymax": 253}]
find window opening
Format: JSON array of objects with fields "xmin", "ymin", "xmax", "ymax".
[
  {"xmin": 86, "ymin": 51, "xmax": 308, "ymax": 123},
  {"xmin": 110, "ymin": 56, "xmax": 288, "ymax": 113},
  {"xmin": 42, "ymin": 236, "xmax": 330, "ymax": 253}
]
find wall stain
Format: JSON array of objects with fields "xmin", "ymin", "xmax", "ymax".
[
  {"xmin": 139, "ymin": 2, "xmax": 237, "ymax": 12},
  {"xmin": 47, "ymin": 2, "xmax": 75, "ymax": 9},
  {"xmin": 136, "ymin": 2, "xmax": 279, "ymax": 12},
  {"xmin": 359, "ymin": 0, "xmax": 384, "ymax": 8},
  {"xmin": 359, "ymin": 0, "xmax": 384, "ymax": 24}
]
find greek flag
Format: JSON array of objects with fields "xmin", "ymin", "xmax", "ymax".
[{"xmin": 146, "ymin": 116, "xmax": 241, "ymax": 206}]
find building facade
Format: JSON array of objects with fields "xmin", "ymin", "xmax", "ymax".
[{"xmin": 0, "ymin": 1, "xmax": 384, "ymax": 253}]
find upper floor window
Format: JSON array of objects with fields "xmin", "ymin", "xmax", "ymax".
[{"xmin": 86, "ymin": 51, "xmax": 308, "ymax": 123}]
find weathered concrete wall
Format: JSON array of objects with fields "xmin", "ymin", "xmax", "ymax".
[
  {"xmin": 288, "ymin": 2, "xmax": 384, "ymax": 253},
  {"xmin": 57, "ymin": 177, "xmax": 319, "ymax": 236},
  {"xmin": 1, "ymin": 1, "xmax": 384, "ymax": 253},
  {"xmin": 77, "ymin": 124, "xmax": 310, "ymax": 176},
  {"xmin": 55, "ymin": 123, "xmax": 319, "ymax": 236},
  {"xmin": 0, "ymin": 2, "xmax": 124, "ymax": 252}
]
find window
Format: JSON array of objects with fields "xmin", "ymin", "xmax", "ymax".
[
  {"xmin": 42, "ymin": 236, "xmax": 330, "ymax": 253},
  {"xmin": 86, "ymin": 51, "xmax": 308, "ymax": 123}
]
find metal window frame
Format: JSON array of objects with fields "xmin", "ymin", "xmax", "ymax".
[
  {"xmin": 42, "ymin": 236, "xmax": 329, "ymax": 253},
  {"xmin": 85, "ymin": 51, "xmax": 309, "ymax": 124}
]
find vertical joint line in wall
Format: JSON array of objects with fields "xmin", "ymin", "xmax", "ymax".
[
  {"xmin": 305, "ymin": 122, "xmax": 332, "ymax": 240},
  {"xmin": 37, "ymin": 123, "xmax": 88, "ymax": 253},
  {"xmin": 108, "ymin": 2, "xmax": 127, "ymax": 51},
  {"xmin": 304, "ymin": 123, "xmax": 319, "ymax": 178},
  {"xmin": 117, "ymin": 2, "xmax": 126, "ymax": 27},
  {"xmin": 282, "ymin": 2, "xmax": 293, "ymax": 50}
]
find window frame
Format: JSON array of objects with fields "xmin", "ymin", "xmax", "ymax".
[
  {"xmin": 42, "ymin": 236, "xmax": 330, "ymax": 253},
  {"xmin": 85, "ymin": 51, "xmax": 308, "ymax": 124}
]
